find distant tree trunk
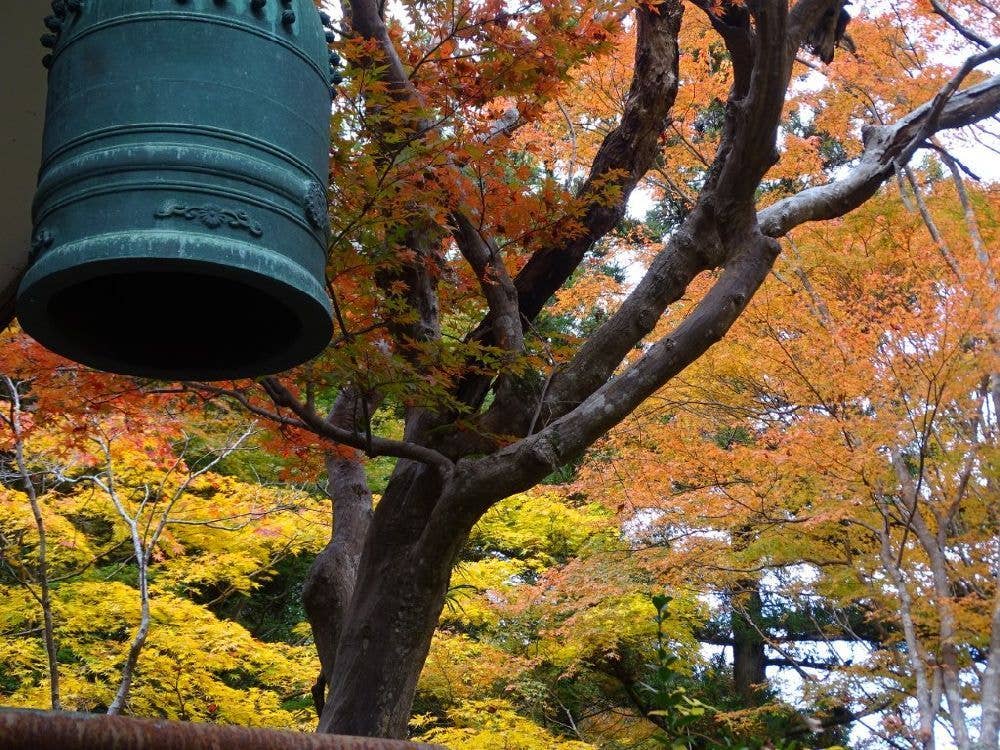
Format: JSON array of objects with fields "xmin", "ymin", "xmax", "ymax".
[
  {"xmin": 731, "ymin": 583, "xmax": 767, "ymax": 704},
  {"xmin": 979, "ymin": 582, "xmax": 1000, "ymax": 748},
  {"xmin": 106, "ymin": 512, "xmax": 151, "ymax": 716},
  {"xmin": 874, "ymin": 501, "xmax": 937, "ymax": 750},
  {"xmin": 730, "ymin": 526, "xmax": 767, "ymax": 704}
]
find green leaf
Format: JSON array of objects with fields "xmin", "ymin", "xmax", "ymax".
[{"xmin": 651, "ymin": 594, "xmax": 672, "ymax": 612}]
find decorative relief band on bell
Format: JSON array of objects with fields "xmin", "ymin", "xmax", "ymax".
[
  {"xmin": 304, "ymin": 181, "xmax": 330, "ymax": 236},
  {"xmin": 155, "ymin": 203, "xmax": 264, "ymax": 238}
]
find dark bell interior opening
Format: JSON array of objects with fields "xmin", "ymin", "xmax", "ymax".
[{"xmin": 46, "ymin": 271, "xmax": 302, "ymax": 378}]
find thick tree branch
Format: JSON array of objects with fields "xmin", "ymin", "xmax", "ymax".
[
  {"xmin": 711, "ymin": 0, "xmax": 792, "ymax": 202},
  {"xmin": 787, "ymin": 0, "xmax": 843, "ymax": 51},
  {"xmin": 765, "ymin": 657, "xmax": 853, "ymax": 670},
  {"xmin": 759, "ymin": 73, "xmax": 1000, "ymax": 237},
  {"xmin": 688, "ymin": 0, "xmax": 755, "ymax": 96},
  {"xmin": 482, "ymin": 0, "xmax": 793, "ymax": 433},
  {"xmin": 451, "ymin": 213, "xmax": 523, "ymax": 354},
  {"xmin": 348, "ymin": 0, "xmax": 427, "ymax": 107},
  {"xmin": 929, "ymin": 0, "xmax": 991, "ymax": 49},
  {"xmin": 462, "ymin": 1, "xmax": 683, "ymax": 370},
  {"xmin": 453, "ymin": 230, "xmax": 780, "ymax": 512},
  {"xmin": 482, "ymin": 203, "xmax": 720, "ymax": 437},
  {"xmin": 900, "ymin": 44, "xmax": 1000, "ymax": 165}
]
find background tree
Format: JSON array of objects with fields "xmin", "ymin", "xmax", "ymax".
[
  {"xmin": 0, "ymin": 367, "xmax": 330, "ymax": 725},
  {"xmin": 556, "ymin": 171, "xmax": 998, "ymax": 747}
]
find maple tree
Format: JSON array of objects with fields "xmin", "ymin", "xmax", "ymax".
[
  {"xmin": 2, "ymin": 0, "xmax": 1000, "ymax": 743},
  {"xmin": 0, "ymin": 389, "xmax": 330, "ymax": 726},
  {"xmin": 550, "ymin": 172, "xmax": 998, "ymax": 746},
  {"xmin": 220, "ymin": 0, "xmax": 1000, "ymax": 738}
]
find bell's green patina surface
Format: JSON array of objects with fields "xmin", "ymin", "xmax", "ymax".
[{"xmin": 17, "ymin": 0, "xmax": 336, "ymax": 380}]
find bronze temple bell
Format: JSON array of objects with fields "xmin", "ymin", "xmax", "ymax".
[{"xmin": 16, "ymin": 0, "xmax": 339, "ymax": 380}]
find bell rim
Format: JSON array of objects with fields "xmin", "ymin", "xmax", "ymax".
[{"xmin": 16, "ymin": 231, "xmax": 333, "ymax": 381}]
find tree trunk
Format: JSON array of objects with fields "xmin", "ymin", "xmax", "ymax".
[
  {"xmin": 107, "ymin": 518, "xmax": 151, "ymax": 715},
  {"xmin": 4, "ymin": 377, "xmax": 60, "ymax": 711},
  {"xmin": 978, "ymin": 579, "xmax": 1000, "ymax": 748},
  {"xmin": 304, "ymin": 391, "xmax": 378, "ymax": 715},
  {"xmin": 316, "ymin": 462, "xmax": 464, "ymax": 739},
  {"xmin": 875, "ymin": 509, "xmax": 937, "ymax": 750},
  {"xmin": 730, "ymin": 525, "xmax": 767, "ymax": 705},
  {"xmin": 890, "ymin": 450, "xmax": 971, "ymax": 749},
  {"xmin": 731, "ymin": 580, "xmax": 767, "ymax": 704}
]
